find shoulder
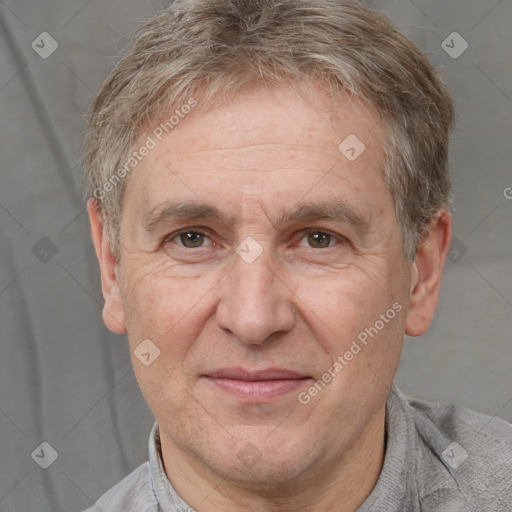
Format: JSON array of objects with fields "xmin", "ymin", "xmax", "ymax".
[
  {"xmin": 411, "ymin": 396, "xmax": 512, "ymax": 461},
  {"xmin": 411, "ymin": 396, "xmax": 512, "ymax": 437},
  {"xmin": 82, "ymin": 462, "xmax": 158, "ymax": 512},
  {"xmin": 409, "ymin": 396, "xmax": 512, "ymax": 511}
]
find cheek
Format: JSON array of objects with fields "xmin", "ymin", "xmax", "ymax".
[
  {"xmin": 298, "ymin": 274, "xmax": 405, "ymax": 426},
  {"xmin": 296, "ymin": 271, "xmax": 393, "ymax": 336},
  {"xmin": 295, "ymin": 264, "xmax": 407, "ymax": 386},
  {"xmin": 121, "ymin": 259, "xmax": 222, "ymax": 361},
  {"xmin": 121, "ymin": 263, "xmax": 216, "ymax": 423}
]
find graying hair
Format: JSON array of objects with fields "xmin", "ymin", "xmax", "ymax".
[{"xmin": 83, "ymin": 0, "xmax": 454, "ymax": 259}]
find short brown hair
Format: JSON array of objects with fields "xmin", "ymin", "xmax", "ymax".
[{"xmin": 83, "ymin": 0, "xmax": 454, "ymax": 259}]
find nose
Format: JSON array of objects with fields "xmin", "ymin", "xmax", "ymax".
[{"xmin": 215, "ymin": 248, "xmax": 296, "ymax": 345}]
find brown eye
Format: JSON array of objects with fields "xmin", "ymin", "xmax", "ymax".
[
  {"xmin": 179, "ymin": 232, "xmax": 206, "ymax": 248},
  {"xmin": 307, "ymin": 231, "xmax": 333, "ymax": 248}
]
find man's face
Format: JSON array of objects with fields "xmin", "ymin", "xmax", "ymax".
[{"xmin": 104, "ymin": 84, "xmax": 414, "ymax": 484}]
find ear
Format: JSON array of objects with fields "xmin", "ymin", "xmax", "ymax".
[
  {"xmin": 405, "ymin": 209, "xmax": 452, "ymax": 337},
  {"xmin": 87, "ymin": 199, "xmax": 127, "ymax": 334}
]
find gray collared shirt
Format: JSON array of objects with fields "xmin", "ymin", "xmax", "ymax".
[{"xmin": 83, "ymin": 384, "xmax": 512, "ymax": 511}]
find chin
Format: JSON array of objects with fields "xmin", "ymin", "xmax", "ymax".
[
  {"xmin": 215, "ymin": 452, "xmax": 313, "ymax": 489},
  {"xmin": 195, "ymin": 426, "xmax": 325, "ymax": 489}
]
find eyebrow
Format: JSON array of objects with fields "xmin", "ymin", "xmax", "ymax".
[
  {"xmin": 142, "ymin": 198, "xmax": 370, "ymax": 235},
  {"xmin": 279, "ymin": 200, "xmax": 370, "ymax": 234},
  {"xmin": 142, "ymin": 201, "xmax": 225, "ymax": 232}
]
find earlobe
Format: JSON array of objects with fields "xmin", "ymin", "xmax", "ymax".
[
  {"xmin": 405, "ymin": 209, "xmax": 452, "ymax": 337},
  {"xmin": 87, "ymin": 199, "xmax": 127, "ymax": 335}
]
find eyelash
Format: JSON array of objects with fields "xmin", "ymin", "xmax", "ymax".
[{"xmin": 164, "ymin": 228, "xmax": 347, "ymax": 250}]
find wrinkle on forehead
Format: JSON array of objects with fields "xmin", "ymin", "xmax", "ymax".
[
  {"xmin": 162, "ymin": 144, "xmax": 349, "ymax": 177},
  {"xmin": 124, "ymin": 84, "xmax": 389, "ymax": 233},
  {"xmin": 166, "ymin": 142, "xmax": 342, "ymax": 157}
]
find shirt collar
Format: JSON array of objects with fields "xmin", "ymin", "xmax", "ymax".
[
  {"xmin": 356, "ymin": 384, "xmax": 418, "ymax": 511},
  {"xmin": 147, "ymin": 383, "xmax": 420, "ymax": 512},
  {"xmin": 148, "ymin": 422, "xmax": 195, "ymax": 511}
]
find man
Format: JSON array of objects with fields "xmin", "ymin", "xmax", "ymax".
[{"xmin": 82, "ymin": 0, "xmax": 512, "ymax": 510}]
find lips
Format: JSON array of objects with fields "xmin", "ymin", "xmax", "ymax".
[
  {"xmin": 203, "ymin": 367, "xmax": 311, "ymax": 400},
  {"xmin": 206, "ymin": 367, "xmax": 307, "ymax": 381}
]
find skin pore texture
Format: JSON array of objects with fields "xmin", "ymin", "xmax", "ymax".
[{"xmin": 88, "ymin": 83, "xmax": 451, "ymax": 511}]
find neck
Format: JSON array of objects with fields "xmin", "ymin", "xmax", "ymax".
[{"xmin": 159, "ymin": 405, "xmax": 386, "ymax": 512}]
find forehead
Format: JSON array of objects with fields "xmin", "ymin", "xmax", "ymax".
[{"xmin": 124, "ymin": 84, "xmax": 390, "ymax": 223}]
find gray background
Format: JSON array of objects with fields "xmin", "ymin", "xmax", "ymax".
[{"xmin": 0, "ymin": 1, "xmax": 510, "ymax": 511}]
